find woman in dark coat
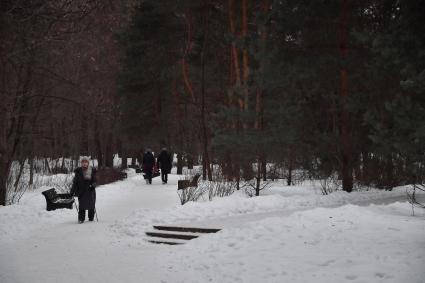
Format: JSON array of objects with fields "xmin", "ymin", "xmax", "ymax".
[
  {"xmin": 157, "ymin": 148, "xmax": 172, "ymax": 184},
  {"xmin": 71, "ymin": 157, "xmax": 97, "ymax": 223},
  {"xmin": 142, "ymin": 148, "xmax": 155, "ymax": 184}
]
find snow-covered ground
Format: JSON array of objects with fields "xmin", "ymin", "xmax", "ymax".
[{"xmin": 1, "ymin": 171, "xmax": 424, "ymax": 283}]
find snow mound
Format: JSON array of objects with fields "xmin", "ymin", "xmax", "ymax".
[
  {"xmin": 109, "ymin": 187, "xmax": 419, "ymax": 242},
  {"xmin": 159, "ymin": 203, "xmax": 425, "ymax": 283}
]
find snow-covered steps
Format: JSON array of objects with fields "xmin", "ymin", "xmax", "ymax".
[
  {"xmin": 152, "ymin": 225, "xmax": 221, "ymax": 234},
  {"xmin": 147, "ymin": 238, "xmax": 187, "ymax": 245},
  {"xmin": 146, "ymin": 226, "xmax": 221, "ymax": 245},
  {"xmin": 145, "ymin": 231, "xmax": 199, "ymax": 240}
]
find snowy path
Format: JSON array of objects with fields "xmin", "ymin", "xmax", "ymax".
[
  {"xmin": 1, "ymin": 173, "xmax": 424, "ymax": 283},
  {"xmin": 0, "ymin": 174, "xmax": 181, "ymax": 283}
]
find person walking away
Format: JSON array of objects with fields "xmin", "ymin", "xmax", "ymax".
[
  {"xmin": 143, "ymin": 148, "xmax": 155, "ymax": 184},
  {"xmin": 71, "ymin": 157, "xmax": 97, "ymax": 224},
  {"xmin": 157, "ymin": 147, "xmax": 172, "ymax": 184}
]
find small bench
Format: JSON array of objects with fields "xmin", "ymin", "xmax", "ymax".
[
  {"xmin": 42, "ymin": 188, "xmax": 74, "ymax": 211},
  {"xmin": 178, "ymin": 174, "xmax": 201, "ymax": 190},
  {"xmin": 177, "ymin": 174, "xmax": 202, "ymax": 204}
]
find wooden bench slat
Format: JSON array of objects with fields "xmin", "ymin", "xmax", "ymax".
[
  {"xmin": 177, "ymin": 174, "xmax": 201, "ymax": 190},
  {"xmin": 42, "ymin": 188, "xmax": 74, "ymax": 211}
]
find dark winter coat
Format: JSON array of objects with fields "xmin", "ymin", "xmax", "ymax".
[
  {"xmin": 157, "ymin": 150, "xmax": 172, "ymax": 173},
  {"xmin": 142, "ymin": 151, "xmax": 155, "ymax": 172},
  {"xmin": 71, "ymin": 167, "xmax": 97, "ymax": 210}
]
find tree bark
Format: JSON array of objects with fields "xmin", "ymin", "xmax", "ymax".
[
  {"xmin": 338, "ymin": 0, "xmax": 353, "ymax": 192},
  {"xmin": 228, "ymin": 0, "xmax": 243, "ymax": 109},
  {"xmin": 13, "ymin": 159, "xmax": 26, "ymax": 191},
  {"xmin": 287, "ymin": 161, "xmax": 293, "ymax": 186},
  {"xmin": 105, "ymin": 131, "xmax": 114, "ymax": 168},
  {"xmin": 29, "ymin": 157, "xmax": 35, "ymax": 185},
  {"xmin": 177, "ymin": 153, "xmax": 183, "ymax": 175},
  {"xmin": 121, "ymin": 154, "xmax": 128, "ymax": 169},
  {"xmin": 262, "ymin": 158, "xmax": 267, "ymax": 182},
  {"xmin": 201, "ymin": 0, "xmax": 212, "ymax": 181},
  {"xmin": 0, "ymin": 98, "xmax": 8, "ymax": 205},
  {"xmin": 0, "ymin": 161, "xmax": 8, "ymax": 206},
  {"xmin": 80, "ymin": 112, "xmax": 89, "ymax": 156},
  {"xmin": 94, "ymin": 118, "xmax": 103, "ymax": 168},
  {"xmin": 242, "ymin": 0, "xmax": 249, "ymax": 113},
  {"xmin": 182, "ymin": 12, "xmax": 195, "ymax": 102},
  {"xmin": 255, "ymin": 161, "xmax": 261, "ymax": 196}
]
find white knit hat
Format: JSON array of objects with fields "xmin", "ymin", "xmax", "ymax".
[{"xmin": 80, "ymin": 156, "xmax": 91, "ymax": 162}]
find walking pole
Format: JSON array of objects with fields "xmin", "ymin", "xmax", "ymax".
[
  {"xmin": 94, "ymin": 208, "xmax": 99, "ymax": 222},
  {"xmin": 74, "ymin": 198, "xmax": 79, "ymax": 212},
  {"xmin": 74, "ymin": 198, "xmax": 80, "ymax": 223}
]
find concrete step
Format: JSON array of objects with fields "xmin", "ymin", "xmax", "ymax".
[
  {"xmin": 145, "ymin": 231, "xmax": 199, "ymax": 240},
  {"xmin": 153, "ymin": 225, "xmax": 221, "ymax": 234},
  {"xmin": 146, "ymin": 237, "xmax": 186, "ymax": 245}
]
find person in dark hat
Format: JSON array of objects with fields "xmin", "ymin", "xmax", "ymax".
[
  {"xmin": 157, "ymin": 147, "xmax": 172, "ymax": 184},
  {"xmin": 71, "ymin": 157, "xmax": 97, "ymax": 223}
]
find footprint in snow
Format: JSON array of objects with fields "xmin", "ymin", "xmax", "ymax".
[
  {"xmin": 345, "ymin": 275, "xmax": 357, "ymax": 280},
  {"xmin": 318, "ymin": 259, "xmax": 336, "ymax": 266}
]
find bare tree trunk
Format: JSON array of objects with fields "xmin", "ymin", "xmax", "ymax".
[
  {"xmin": 29, "ymin": 157, "xmax": 35, "ymax": 185},
  {"xmin": 80, "ymin": 112, "xmax": 89, "ymax": 156},
  {"xmin": 228, "ymin": 0, "xmax": 242, "ymax": 108},
  {"xmin": 287, "ymin": 161, "xmax": 293, "ymax": 186},
  {"xmin": 182, "ymin": 11, "xmax": 195, "ymax": 102},
  {"xmin": 0, "ymin": 102, "xmax": 8, "ymax": 205},
  {"xmin": 0, "ymin": 161, "xmax": 8, "ymax": 206},
  {"xmin": 242, "ymin": 0, "xmax": 249, "ymax": 114},
  {"xmin": 44, "ymin": 158, "xmax": 51, "ymax": 174},
  {"xmin": 177, "ymin": 153, "xmax": 183, "ymax": 175},
  {"xmin": 338, "ymin": 0, "xmax": 353, "ymax": 192},
  {"xmin": 187, "ymin": 154, "xmax": 194, "ymax": 170},
  {"xmin": 235, "ymin": 162, "xmax": 240, "ymax": 190},
  {"xmin": 14, "ymin": 159, "xmax": 25, "ymax": 191},
  {"xmin": 94, "ymin": 118, "xmax": 103, "ymax": 168},
  {"xmin": 200, "ymin": 1, "xmax": 212, "ymax": 182},
  {"xmin": 224, "ymin": 152, "xmax": 233, "ymax": 181},
  {"xmin": 105, "ymin": 131, "xmax": 114, "ymax": 168},
  {"xmin": 121, "ymin": 154, "xmax": 128, "ymax": 169},
  {"xmin": 262, "ymin": 158, "xmax": 267, "ymax": 182},
  {"xmin": 60, "ymin": 156, "xmax": 65, "ymax": 172},
  {"xmin": 255, "ymin": 161, "xmax": 261, "ymax": 196}
]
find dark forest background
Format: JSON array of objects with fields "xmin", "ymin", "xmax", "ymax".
[{"xmin": 1, "ymin": 0, "xmax": 425, "ymax": 205}]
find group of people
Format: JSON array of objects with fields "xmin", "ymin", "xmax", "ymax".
[
  {"xmin": 141, "ymin": 147, "xmax": 172, "ymax": 185},
  {"xmin": 70, "ymin": 148, "xmax": 172, "ymax": 224}
]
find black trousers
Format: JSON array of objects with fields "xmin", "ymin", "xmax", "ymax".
[
  {"xmin": 145, "ymin": 170, "xmax": 152, "ymax": 184},
  {"xmin": 161, "ymin": 170, "xmax": 168, "ymax": 183},
  {"xmin": 79, "ymin": 209, "xmax": 95, "ymax": 221}
]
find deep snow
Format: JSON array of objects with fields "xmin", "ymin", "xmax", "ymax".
[{"xmin": 1, "ymin": 170, "xmax": 424, "ymax": 283}]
